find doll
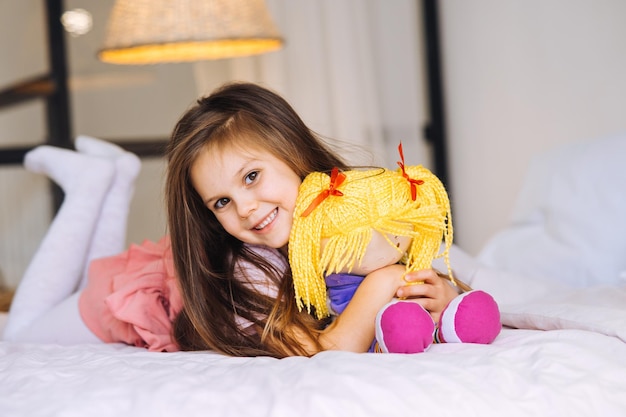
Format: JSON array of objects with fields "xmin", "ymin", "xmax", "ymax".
[{"xmin": 289, "ymin": 144, "xmax": 501, "ymax": 353}]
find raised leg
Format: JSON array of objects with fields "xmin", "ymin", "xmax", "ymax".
[
  {"xmin": 2, "ymin": 146, "xmax": 115, "ymax": 341},
  {"xmin": 74, "ymin": 135, "xmax": 141, "ymax": 288}
]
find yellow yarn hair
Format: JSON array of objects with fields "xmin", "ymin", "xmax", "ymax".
[{"xmin": 289, "ymin": 165, "xmax": 454, "ymax": 319}]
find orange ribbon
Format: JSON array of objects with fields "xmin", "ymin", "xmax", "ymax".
[
  {"xmin": 397, "ymin": 142, "xmax": 423, "ymax": 201},
  {"xmin": 301, "ymin": 167, "xmax": 346, "ymax": 217}
]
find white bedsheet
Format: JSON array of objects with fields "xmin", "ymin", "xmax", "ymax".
[{"xmin": 2, "ymin": 286, "xmax": 626, "ymax": 417}]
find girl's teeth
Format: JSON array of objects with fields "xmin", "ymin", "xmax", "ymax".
[{"xmin": 255, "ymin": 209, "xmax": 277, "ymax": 230}]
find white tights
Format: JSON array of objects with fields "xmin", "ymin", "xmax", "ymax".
[{"xmin": 2, "ymin": 136, "xmax": 140, "ymax": 344}]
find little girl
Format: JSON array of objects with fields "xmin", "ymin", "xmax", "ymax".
[
  {"xmin": 166, "ymin": 82, "xmax": 460, "ymax": 358},
  {"xmin": 2, "ymin": 137, "xmax": 181, "ymax": 351}
]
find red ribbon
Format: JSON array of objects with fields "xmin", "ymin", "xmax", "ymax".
[
  {"xmin": 301, "ymin": 167, "xmax": 346, "ymax": 217},
  {"xmin": 397, "ymin": 142, "xmax": 423, "ymax": 201}
]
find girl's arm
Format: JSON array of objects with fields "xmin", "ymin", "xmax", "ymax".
[{"xmin": 297, "ymin": 265, "xmax": 458, "ymax": 354}]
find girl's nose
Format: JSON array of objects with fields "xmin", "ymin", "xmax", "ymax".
[{"xmin": 237, "ymin": 198, "xmax": 257, "ymax": 219}]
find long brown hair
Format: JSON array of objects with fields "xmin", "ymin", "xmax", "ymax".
[{"xmin": 165, "ymin": 82, "xmax": 347, "ymax": 357}]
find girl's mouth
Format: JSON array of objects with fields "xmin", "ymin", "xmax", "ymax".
[{"xmin": 254, "ymin": 208, "xmax": 278, "ymax": 230}]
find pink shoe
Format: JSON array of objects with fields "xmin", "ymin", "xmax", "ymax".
[
  {"xmin": 375, "ymin": 300, "xmax": 435, "ymax": 353},
  {"xmin": 437, "ymin": 290, "xmax": 501, "ymax": 344}
]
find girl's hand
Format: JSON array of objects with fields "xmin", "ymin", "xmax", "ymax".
[{"xmin": 396, "ymin": 269, "xmax": 458, "ymax": 324}]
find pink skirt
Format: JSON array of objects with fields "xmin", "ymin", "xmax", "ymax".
[{"xmin": 79, "ymin": 236, "xmax": 183, "ymax": 352}]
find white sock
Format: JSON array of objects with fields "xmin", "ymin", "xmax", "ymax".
[
  {"xmin": 3, "ymin": 146, "xmax": 115, "ymax": 341},
  {"xmin": 75, "ymin": 135, "xmax": 126, "ymax": 158},
  {"xmin": 74, "ymin": 136, "xmax": 141, "ymax": 288}
]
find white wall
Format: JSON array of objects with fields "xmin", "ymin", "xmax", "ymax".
[{"xmin": 439, "ymin": 0, "xmax": 626, "ymax": 254}]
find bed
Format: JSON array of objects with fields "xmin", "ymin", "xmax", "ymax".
[
  {"xmin": 0, "ymin": 316, "xmax": 625, "ymax": 416},
  {"xmin": 1, "ymin": 134, "xmax": 626, "ymax": 416}
]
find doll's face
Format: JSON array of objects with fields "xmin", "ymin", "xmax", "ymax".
[{"xmin": 321, "ymin": 231, "xmax": 412, "ymax": 275}]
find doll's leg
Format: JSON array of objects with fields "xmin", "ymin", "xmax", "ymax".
[
  {"xmin": 375, "ymin": 300, "xmax": 436, "ymax": 353},
  {"xmin": 436, "ymin": 290, "xmax": 501, "ymax": 344},
  {"xmin": 2, "ymin": 146, "xmax": 114, "ymax": 341},
  {"xmin": 74, "ymin": 136, "xmax": 141, "ymax": 288}
]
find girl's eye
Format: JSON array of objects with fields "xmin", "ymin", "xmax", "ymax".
[
  {"xmin": 245, "ymin": 171, "xmax": 258, "ymax": 185},
  {"xmin": 214, "ymin": 197, "xmax": 230, "ymax": 209}
]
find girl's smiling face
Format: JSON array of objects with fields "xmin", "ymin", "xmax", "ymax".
[{"xmin": 191, "ymin": 143, "xmax": 302, "ymax": 249}]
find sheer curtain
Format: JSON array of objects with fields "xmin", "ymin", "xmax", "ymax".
[{"xmin": 193, "ymin": 0, "xmax": 430, "ymax": 169}]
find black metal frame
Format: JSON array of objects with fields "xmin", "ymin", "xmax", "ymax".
[{"xmin": 421, "ymin": 0, "xmax": 449, "ymax": 189}]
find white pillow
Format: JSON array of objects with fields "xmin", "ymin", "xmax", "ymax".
[
  {"xmin": 500, "ymin": 285, "xmax": 626, "ymax": 343},
  {"xmin": 433, "ymin": 244, "xmax": 566, "ymax": 308},
  {"xmin": 478, "ymin": 133, "xmax": 626, "ymax": 288}
]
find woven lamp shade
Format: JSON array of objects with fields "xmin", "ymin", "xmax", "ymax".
[{"xmin": 98, "ymin": 0, "xmax": 284, "ymax": 64}]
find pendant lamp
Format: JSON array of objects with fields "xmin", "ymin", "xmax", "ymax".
[{"xmin": 98, "ymin": 0, "xmax": 284, "ymax": 64}]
